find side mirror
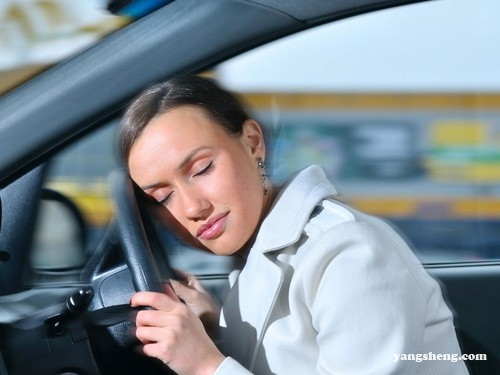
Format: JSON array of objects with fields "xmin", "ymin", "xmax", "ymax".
[{"xmin": 30, "ymin": 189, "xmax": 87, "ymax": 271}]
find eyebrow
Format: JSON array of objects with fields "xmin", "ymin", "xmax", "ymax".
[{"xmin": 140, "ymin": 146, "xmax": 213, "ymax": 191}]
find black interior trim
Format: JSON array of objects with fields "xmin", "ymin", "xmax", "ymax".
[
  {"xmin": 0, "ymin": 166, "xmax": 46, "ymax": 295},
  {"xmin": 429, "ymin": 265, "xmax": 500, "ymax": 364}
]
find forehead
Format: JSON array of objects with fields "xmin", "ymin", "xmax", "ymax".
[
  {"xmin": 128, "ymin": 106, "xmax": 236, "ymax": 172},
  {"xmin": 139, "ymin": 105, "xmax": 228, "ymax": 145},
  {"xmin": 152, "ymin": 105, "xmax": 216, "ymax": 130}
]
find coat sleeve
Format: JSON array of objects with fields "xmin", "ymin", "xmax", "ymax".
[
  {"xmin": 304, "ymin": 219, "xmax": 433, "ymax": 374},
  {"xmin": 213, "ymin": 357, "xmax": 254, "ymax": 375}
]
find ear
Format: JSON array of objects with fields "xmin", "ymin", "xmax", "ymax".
[{"xmin": 241, "ymin": 119, "xmax": 266, "ymax": 158}]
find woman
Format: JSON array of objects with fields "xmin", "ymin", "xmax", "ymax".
[{"xmin": 119, "ymin": 75, "xmax": 469, "ymax": 375}]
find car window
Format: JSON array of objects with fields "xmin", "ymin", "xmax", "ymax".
[
  {"xmin": 213, "ymin": 0, "xmax": 500, "ymax": 264},
  {"xmin": 44, "ymin": 122, "xmax": 119, "ymax": 250},
  {"xmin": 27, "ymin": 0, "xmax": 500, "ymax": 287}
]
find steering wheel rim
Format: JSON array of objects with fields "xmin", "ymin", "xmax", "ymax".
[{"xmin": 109, "ymin": 169, "xmax": 175, "ymax": 293}]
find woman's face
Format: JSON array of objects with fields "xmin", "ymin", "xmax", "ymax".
[{"xmin": 128, "ymin": 105, "xmax": 268, "ymax": 256}]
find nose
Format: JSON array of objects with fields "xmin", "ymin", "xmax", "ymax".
[{"xmin": 179, "ymin": 187, "xmax": 211, "ymax": 221}]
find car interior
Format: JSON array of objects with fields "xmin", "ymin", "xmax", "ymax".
[{"xmin": 1, "ymin": 0, "xmax": 499, "ymax": 374}]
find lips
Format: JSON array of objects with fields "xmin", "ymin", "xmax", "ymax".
[{"xmin": 196, "ymin": 212, "xmax": 229, "ymax": 240}]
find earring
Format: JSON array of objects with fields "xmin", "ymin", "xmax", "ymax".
[{"xmin": 257, "ymin": 157, "xmax": 268, "ymax": 196}]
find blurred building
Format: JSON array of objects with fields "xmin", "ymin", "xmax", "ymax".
[{"xmin": 0, "ymin": 0, "xmax": 125, "ymax": 93}]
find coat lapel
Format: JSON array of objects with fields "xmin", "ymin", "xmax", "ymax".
[
  {"xmin": 220, "ymin": 250, "xmax": 284, "ymax": 368},
  {"xmin": 239, "ymin": 250, "xmax": 284, "ymax": 337},
  {"xmin": 220, "ymin": 166, "xmax": 338, "ymax": 368}
]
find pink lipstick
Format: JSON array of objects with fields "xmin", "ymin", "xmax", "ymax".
[{"xmin": 197, "ymin": 212, "xmax": 228, "ymax": 240}]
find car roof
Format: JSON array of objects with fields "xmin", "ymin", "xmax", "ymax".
[{"xmin": 0, "ymin": 0, "xmax": 426, "ymax": 187}]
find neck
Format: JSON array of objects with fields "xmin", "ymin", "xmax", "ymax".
[{"xmin": 237, "ymin": 184, "xmax": 278, "ymax": 259}]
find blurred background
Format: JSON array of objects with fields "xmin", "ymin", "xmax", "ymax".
[{"xmin": 2, "ymin": 0, "xmax": 500, "ymax": 268}]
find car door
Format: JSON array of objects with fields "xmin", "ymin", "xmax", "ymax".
[{"xmin": 1, "ymin": 0, "xmax": 499, "ymax": 374}]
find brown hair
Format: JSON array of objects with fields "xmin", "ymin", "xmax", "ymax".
[{"xmin": 119, "ymin": 75, "xmax": 250, "ymax": 163}]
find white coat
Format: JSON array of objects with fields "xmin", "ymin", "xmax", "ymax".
[{"xmin": 215, "ymin": 165, "xmax": 469, "ymax": 375}]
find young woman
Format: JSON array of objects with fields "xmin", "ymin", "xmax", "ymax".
[{"xmin": 119, "ymin": 75, "xmax": 469, "ymax": 375}]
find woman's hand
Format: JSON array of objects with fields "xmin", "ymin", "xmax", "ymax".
[
  {"xmin": 170, "ymin": 274, "xmax": 221, "ymax": 339},
  {"xmin": 131, "ymin": 286, "xmax": 225, "ymax": 375}
]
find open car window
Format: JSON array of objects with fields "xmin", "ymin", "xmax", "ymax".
[
  {"xmin": 19, "ymin": 0, "xmax": 500, "ymax": 290},
  {"xmin": 213, "ymin": 0, "xmax": 500, "ymax": 264}
]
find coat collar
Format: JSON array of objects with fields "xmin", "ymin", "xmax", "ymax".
[{"xmin": 253, "ymin": 165, "xmax": 337, "ymax": 253}]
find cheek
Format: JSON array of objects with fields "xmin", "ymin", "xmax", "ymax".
[
  {"xmin": 221, "ymin": 159, "xmax": 264, "ymax": 220},
  {"xmin": 157, "ymin": 208, "xmax": 205, "ymax": 248},
  {"xmin": 218, "ymin": 156, "xmax": 260, "ymax": 195}
]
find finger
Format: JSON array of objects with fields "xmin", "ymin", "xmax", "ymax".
[
  {"xmin": 135, "ymin": 309, "xmax": 172, "ymax": 327},
  {"xmin": 172, "ymin": 271, "xmax": 202, "ymax": 290},
  {"xmin": 131, "ymin": 291, "xmax": 177, "ymax": 310},
  {"xmin": 174, "ymin": 269, "xmax": 191, "ymax": 280},
  {"xmin": 163, "ymin": 283, "xmax": 181, "ymax": 302},
  {"xmin": 142, "ymin": 342, "xmax": 172, "ymax": 365},
  {"xmin": 170, "ymin": 279, "xmax": 202, "ymax": 304},
  {"xmin": 172, "ymin": 275, "xmax": 205, "ymax": 293},
  {"xmin": 185, "ymin": 275, "xmax": 204, "ymax": 291},
  {"xmin": 136, "ymin": 325, "xmax": 176, "ymax": 344}
]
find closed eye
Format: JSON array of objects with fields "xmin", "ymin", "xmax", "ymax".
[
  {"xmin": 157, "ymin": 191, "xmax": 173, "ymax": 206},
  {"xmin": 194, "ymin": 161, "xmax": 214, "ymax": 177},
  {"xmin": 156, "ymin": 161, "xmax": 214, "ymax": 206}
]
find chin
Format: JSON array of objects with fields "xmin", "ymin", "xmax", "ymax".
[
  {"xmin": 202, "ymin": 232, "xmax": 250, "ymax": 256},
  {"xmin": 206, "ymin": 242, "xmax": 240, "ymax": 256}
]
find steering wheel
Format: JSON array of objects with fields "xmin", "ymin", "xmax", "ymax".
[
  {"xmin": 109, "ymin": 168, "xmax": 177, "ymax": 293},
  {"xmin": 0, "ymin": 170, "xmax": 178, "ymax": 375},
  {"xmin": 79, "ymin": 169, "xmax": 179, "ymax": 374}
]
